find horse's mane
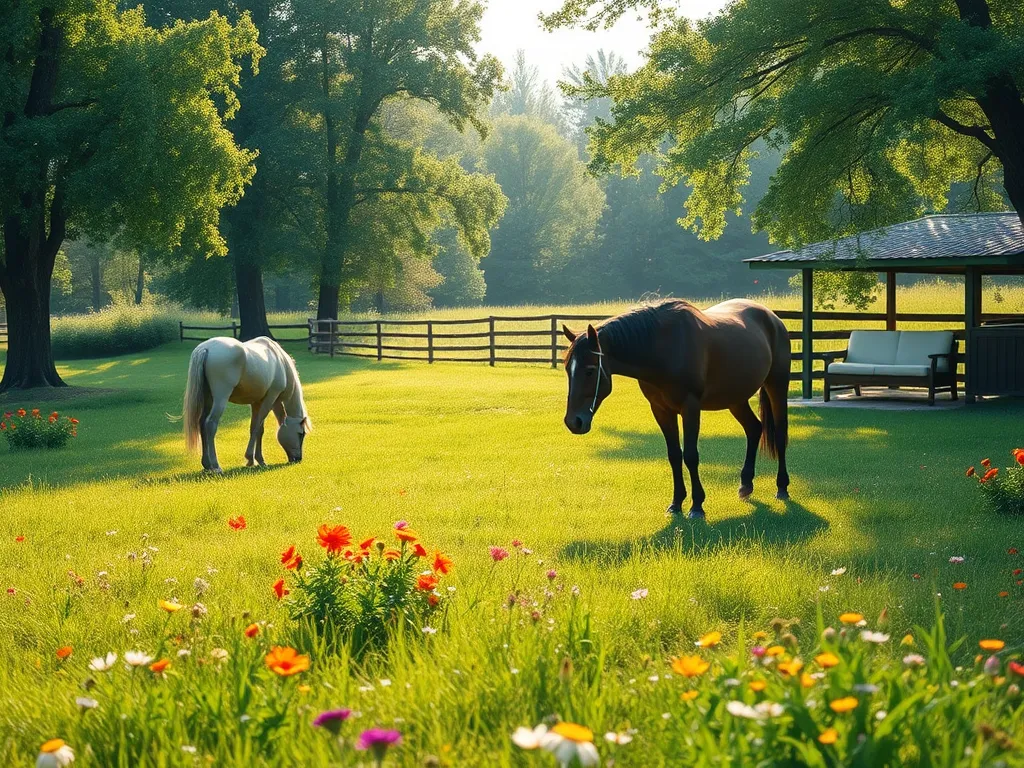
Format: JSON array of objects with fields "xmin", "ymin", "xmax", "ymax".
[
  {"xmin": 597, "ymin": 299, "xmax": 696, "ymax": 357},
  {"xmin": 270, "ymin": 338, "xmax": 312, "ymax": 429}
]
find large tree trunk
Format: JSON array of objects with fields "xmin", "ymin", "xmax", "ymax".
[{"xmin": 234, "ymin": 251, "xmax": 272, "ymax": 340}]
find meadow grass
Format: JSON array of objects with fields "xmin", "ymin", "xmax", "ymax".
[{"xmin": 0, "ymin": 286, "xmax": 1023, "ymax": 765}]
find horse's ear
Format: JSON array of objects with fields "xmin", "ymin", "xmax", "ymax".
[
  {"xmin": 562, "ymin": 324, "xmax": 576, "ymax": 342},
  {"xmin": 587, "ymin": 324, "xmax": 600, "ymax": 351}
]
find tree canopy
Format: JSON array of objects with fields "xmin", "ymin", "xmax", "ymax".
[{"xmin": 552, "ymin": 0, "xmax": 1024, "ymax": 252}]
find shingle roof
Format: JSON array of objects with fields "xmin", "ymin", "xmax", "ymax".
[{"xmin": 745, "ymin": 213, "xmax": 1024, "ymax": 268}]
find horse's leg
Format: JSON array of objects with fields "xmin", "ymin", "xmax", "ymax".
[
  {"xmin": 766, "ymin": 378, "xmax": 791, "ymax": 500},
  {"xmin": 730, "ymin": 401, "xmax": 761, "ymax": 500},
  {"xmin": 651, "ymin": 404, "xmax": 686, "ymax": 514},
  {"xmin": 681, "ymin": 398, "xmax": 706, "ymax": 519},
  {"xmin": 200, "ymin": 386, "xmax": 213, "ymax": 471},
  {"xmin": 203, "ymin": 396, "xmax": 228, "ymax": 474},
  {"xmin": 246, "ymin": 394, "xmax": 279, "ymax": 467}
]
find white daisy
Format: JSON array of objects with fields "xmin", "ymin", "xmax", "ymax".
[
  {"xmin": 124, "ymin": 651, "xmax": 153, "ymax": 667},
  {"xmin": 88, "ymin": 653, "xmax": 117, "ymax": 672}
]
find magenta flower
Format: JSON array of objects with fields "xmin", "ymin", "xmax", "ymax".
[
  {"xmin": 357, "ymin": 728, "xmax": 402, "ymax": 762},
  {"xmin": 546, "ymin": 569, "xmax": 557, "ymax": 581},
  {"xmin": 312, "ymin": 708, "xmax": 352, "ymax": 735},
  {"xmin": 489, "ymin": 546, "xmax": 510, "ymax": 562},
  {"xmin": 393, "ymin": 520, "xmax": 409, "ymax": 530},
  {"xmin": 511, "ymin": 539, "xmax": 523, "ymax": 548},
  {"xmin": 751, "ymin": 645, "xmax": 767, "ymax": 658}
]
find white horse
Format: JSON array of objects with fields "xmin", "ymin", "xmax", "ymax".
[{"xmin": 182, "ymin": 336, "xmax": 312, "ymax": 473}]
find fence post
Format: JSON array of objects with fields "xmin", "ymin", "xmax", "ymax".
[
  {"xmin": 231, "ymin": 321, "xmax": 238, "ymax": 340},
  {"xmin": 307, "ymin": 320, "xmax": 313, "ymax": 352},
  {"xmin": 427, "ymin": 321, "xmax": 434, "ymax": 364},
  {"xmin": 550, "ymin": 316, "xmax": 558, "ymax": 368},
  {"xmin": 801, "ymin": 268, "xmax": 814, "ymax": 399},
  {"xmin": 329, "ymin": 321, "xmax": 336, "ymax": 358},
  {"xmin": 489, "ymin": 317, "xmax": 496, "ymax": 366},
  {"xmin": 376, "ymin": 321, "xmax": 383, "ymax": 361},
  {"xmin": 179, "ymin": 321, "xmax": 184, "ymax": 342}
]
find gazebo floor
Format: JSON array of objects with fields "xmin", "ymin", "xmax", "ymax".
[{"xmin": 790, "ymin": 389, "xmax": 965, "ymax": 410}]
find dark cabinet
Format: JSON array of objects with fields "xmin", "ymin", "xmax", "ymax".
[{"xmin": 966, "ymin": 325, "xmax": 1024, "ymax": 401}]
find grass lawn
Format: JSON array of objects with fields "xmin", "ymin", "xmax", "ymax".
[{"xmin": 1, "ymin": 327, "xmax": 1023, "ymax": 765}]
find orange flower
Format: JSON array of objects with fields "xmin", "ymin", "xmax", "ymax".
[
  {"xmin": 696, "ymin": 631, "xmax": 722, "ymax": 648},
  {"xmin": 800, "ymin": 673, "xmax": 817, "ymax": 688},
  {"xmin": 966, "ymin": 466, "xmax": 976, "ymax": 477},
  {"xmin": 280, "ymin": 545, "xmax": 302, "ymax": 570},
  {"xmin": 749, "ymin": 680, "xmax": 767, "ymax": 692},
  {"xmin": 244, "ymin": 623, "xmax": 260, "ymax": 638},
  {"xmin": 56, "ymin": 646, "xmax": 73, "ymax": 660},
  {"xmin": 765, "ymin": 645, "xmax": 786, "ymax": 657},
  {"xmin": 31, "ymin": 409, "xmax": 40, "ymax": 418},
  {"xmin": 412, "ymin": 543, "xmax": 427, "ymax": 558},
  {"xmin": 428, "ymin": 594, "xmax": 439, "ymax": 607},
  {"xmin": 839, "ymin": 612, "xmax": 863, "ymax": 625},
  {"xmin": 979, "ymin": 639, "xmax": 1005, "ymax": 651},
  {"xmin": 830, "ymin": 696, "xmax": 859, "ymax": 713},
  {"xmin": 953, "ymin": 582, "xmax": 968, "ymax": 590},
  {"xmin": 150, "ymin": 659, "xmax": 171, "ymax": 675},
  {"xmin": 272, "ymin": 579, "xmax": 289, "ymax": 600},
  {"xmin": 417, "ymin": 574, "xmax": 438, "ymax": 591},
  {"xmin": 999, "ymin": 591, "xmax": 1010, "ymax": 598},
  {"xmin": 671, "ymin": 655, "xmax": 710, "ymax": 678},
  {"xmin": 384, "ymin": 549, "xmax": 401, "ymax": 561},
  {"xmin": 14, "ymin": 535, "xmax": 24, "ymax": 543},
  {"xmin": 681, "ymin": 690, "xmax": 699, "ymax": 701},
  {"xmin": 317, "ymin": 524, "xmax": 351, "ymax": 554},
  {"xmin": 359, "ymin": 537, "xmax": 375, "ymax": 551},
  {"xmin": 228, "ymin": 515, "xmax": 246, "ymax": 530},
  {"xmin": 265, "ymin": 646, "xmax": 309, "ymax": 677},
  {"xmin": 818, "ymin": 727, "xmax": 839, "ymax": 745},
  {"xmin": 433, "ymin": 552, "xmax": 453, "ymax": 575},
  {"xmin": 69, "ymin": 418, "xmax": 79, "ymax": 425},
  {"xmin": 395, "ymin": 528, "xmax": 418, "ymax": 543},
  {"xmin": 777, "ymin": 659, "xmax": 804, "ymax": 677},
  {"xmin": 815, "ymin": 652, "xmax": 840, "ymax": 669},
  {"xmin": 981, "ymin": 468, "xmax": 999, "ymax": 482},
  {"xmin": 16, "ymin": 409, "xmax": 26, "ymax": 417},
  {"xmin": 981, "ymin": 458, "xmax": 991, "ymax": 467}
]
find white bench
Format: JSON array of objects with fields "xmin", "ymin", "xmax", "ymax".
[{"xmin": 822, "ymin": 330, "xmax": 958, "ymax": 405}]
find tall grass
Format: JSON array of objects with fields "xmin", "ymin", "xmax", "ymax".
[{"xmin": 51, "ymin": 303, "xmax": 180, "ymax": 360}]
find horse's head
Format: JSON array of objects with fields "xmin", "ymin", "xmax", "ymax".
[
  {"xmin": 562, "ymin": 324, "xmax": 612, "ymax": 435},
  {"xmin": 278, "ymin": 415, "xmax": 312, "ymax": 463}
]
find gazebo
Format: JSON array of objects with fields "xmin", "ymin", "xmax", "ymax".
[{"xmin": 744, "ymin": 212, "xmax": 1024, "ymax": 402}]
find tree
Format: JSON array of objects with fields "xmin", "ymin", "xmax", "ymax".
[
  {"xmin": 0, "ymin": 0, "xmax": 260, "ymax": 390},
  {"xmin": 561, "ymin": 49, "xmax": 627, "ymax": 153},
  {"xmin": 492, "ymin": 51, "xmax": 570, "ymax": 134},
  {"xmin": 429, "ymin": 230, "xmax": 487, "ymax": 307},
  {"xmin": 548, "ymin": 0, "xmax": 1024, "ymax": 251},
  {"xmin": 479, "ymin": 115, "xmax": 605, "ymax": 304},
  {"xmin": 279, "ymin": 0, "xmax": 502, "ymax": 321}
]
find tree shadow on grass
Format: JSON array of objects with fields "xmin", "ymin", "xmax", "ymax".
[{"xmin": 560, "ymin": 499, "xmax": 828, "ymax": 565}]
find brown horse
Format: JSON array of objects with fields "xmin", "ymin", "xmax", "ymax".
[{"xmin": 562, "ymin": 299, "xmax": 791, "ymax": 519}]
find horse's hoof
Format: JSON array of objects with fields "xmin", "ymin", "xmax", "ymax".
[
  {"xmin": 667, "ymin": 503, "xmax": 684, "ymax": 515},
  {"xmin": 738, "ymin": 485, "xmax": 754, "ymax": 500},
  {"xmin": 776, "ymin": 490, "xmax": 790, "ymax": 500},
  {"xmin": 688, "ymin": 508, "xmax": 706, "ymax": 521},
  {"xmin": 208, "ymin": 467, "xmax": 223, "ymax": 475}
]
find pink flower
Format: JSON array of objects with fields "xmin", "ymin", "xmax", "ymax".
[
  {"xmin": 751, "ymin": 645, "xmax": 767, "ymax": 658},
  {"xmin": 393, "ymin": 520, "xmax": 409, "ymax": 530},
  {"xmin": 489, "ymin": 546, "xmax": 510, "ymax": 562},
  {"xmin": 511, "ymin": 539, "xmax": 523, "ymax": 548},
  {"xmin": 546, "ymin": 569, "xmax": 557, "ymax": 581}
]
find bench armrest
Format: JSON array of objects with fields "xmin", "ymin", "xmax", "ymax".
[
  {"xmin": 927, "ymin": 352, "xmax": 952, "ymax": 360},
  {"xmin": 821, "ymin": 350, "xmax": 848, "ymax": 364}
]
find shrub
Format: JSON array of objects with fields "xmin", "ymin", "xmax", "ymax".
[
  {"xmin": 966, "ymin": 450, "xmax": 1024, "ymax": 516},
  {"xmin": 277, "ymin": 521, "xmax": 452, "ymax": 653},
  {"xmin": 51, "ymin": 303, "xmax": 179, "ymax": 359},
  {"xmin": 1, "ymin": 409, "xmax": 78, "ymax": 450}
]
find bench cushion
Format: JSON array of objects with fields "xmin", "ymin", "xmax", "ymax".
[
  {"xmin": 895, "ymin": 331, "xmax": 953, "ymax": 372},
  {"xmin": 827, "ymin": 362, "xmax": 879, "ymax": 376},
  {"xmin": 846, "ymin": 331, "xmax": 901, "ymax": 365},
  {"xmin": 872, "ymin": 364, "xmax": 931, "ymax": 377}
]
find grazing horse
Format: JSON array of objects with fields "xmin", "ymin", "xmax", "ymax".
[
  {"xmin": 562, "ymin": 299, "xmax": 791, "ymax": 519},
  {"xmin": 182, "ymin": 336, "xmax": 311, "ymax": 473}
]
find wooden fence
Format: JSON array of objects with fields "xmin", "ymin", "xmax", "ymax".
[
  {"xmin": 0, "ymin": 323, "xmax": 6, "ymax": 343},
  {"xmin": 179, "ymin": 321, "xmax": 311, "ymax": 343},
  {"xmin": 181, "ymin": 311, "xmax": 1024, "ymax": 385}
]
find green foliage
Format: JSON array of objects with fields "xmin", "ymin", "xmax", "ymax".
[
  {"xmin": 969, "ymin": 450, "xmax": 1024, "ymax": 517},
  {"xmin": 1, "ymin": 409, "xmax": 77, "ymax": 450},
  {"xmin": 480, "ymin": 115, "xmax": 605, "ymax": 304},
  {"xmin": 51, "ymin": 304, "xmax": 179, "ymax": 359},
  {"xmin": 429, "ymin": 231, "xmax": 488, "ymax": 307}
]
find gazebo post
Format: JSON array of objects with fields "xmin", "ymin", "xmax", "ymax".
[
  {"xmin": 964, "ymin": 266, "xmax": 982, "ymax": 403},
  {"xmin": 802, "ymin": 268, "xmax": 814, "ymax": 399},
  {"xmin": 885, "ymin": 271, "xmax": 897, "ymax": 331}
]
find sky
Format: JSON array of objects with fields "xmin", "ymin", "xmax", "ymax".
[{"xmin": 478, "ymin": 0, "xmax": 729, "ymax": 87}]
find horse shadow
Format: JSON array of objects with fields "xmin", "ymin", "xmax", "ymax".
[
  {"xmin": 139, "ymin": 462, "xmax": 291, "ymax": 487},
  {"xmin": 560, "ymin": 499, "xmax": 829, "ymax": 565}
]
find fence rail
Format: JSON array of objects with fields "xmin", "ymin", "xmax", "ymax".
[
  {"xmin": 179, "ymin": 311, "xmax": 1024, "ymax": 386},
  {"xmin": 179, "ymin": 321, "xmax": 311, "ymax": 343},
  {"xmin": 0, "ymin": 323, "xmax": 6, "ymax": 343}
]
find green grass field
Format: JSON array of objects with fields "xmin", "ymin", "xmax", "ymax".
[{"xmin": 1, "ymin": 289, "xmax": 1024, "ymax": 765}]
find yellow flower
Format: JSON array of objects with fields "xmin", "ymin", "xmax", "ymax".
[
  {"xmin": 681, "ymin": 690, "xmax": 699, "ymax": 701},
  {"xmin": 800, "ymin": 673, "xmax": 817, "ymax": 688},
  {"xmin": 901, "ymin": 634, "xmax": 914, "ymax": 647},
  {"xmin": 672, "ymin": 655, "xmax": 710, "ymax": 678},
  {"xmin": 297, "ymin": 684, "xmax": 312, "ymax": 694},
  {"xmin": 159, "ymin": 600, "xmax": 182, "ymax": 613},
  {"xmin": 765, "ymin": 645, "xmax": 786, "ymax": 657},
  {"xmin": 749, "ymin": 680, "xmax": 767, "ymax": 692},
  {"xmin": 839, "ymin": 613, "xmax": 863, "ymax": 625},
  {"xmin": 815, "ymin": 652, "xmax": 840, "ymax": 669},
  {"xmin": 696, "ymin": 631, "xmax": 722, "ymax": 648},
  {"xmin": 550, "ymin": 723, "xmax": 593, "ymax": 743},
  {"xmin": 830, "ymin": 696, "xmax": 859, "ymax": 713},
  {"xmin": 752, "ymin": 631, "xmax": 768, "ymax": 641},
  {"xmin": 818, "ymin": 728, "xmax": 839, "ymax": 745},
  {"xmin": 979, "ymin": 639, "xmax": 1005, "ymax": 652},
  {"xmin": 777, "ymin": 659, "xmax": 804, "ymax": 677}
]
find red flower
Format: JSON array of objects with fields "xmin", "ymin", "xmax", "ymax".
[
  {"xmin": 412, "ymin": 543, "xmax": 427, "ymax": 558},
  {"xmin": 1016, "ymin": 451, "xmax": 1024, "ymax": 467},
  {"xmin": 1013, "ymin": 569, "xmax": 1022, "ymax": 577},
  {"xmin": 272, "ymin": 579, "xmax": 289, "ymax": 600},
  {"xmin": 953, "ymin": 582, "xmax": 967, "ymax": 590},
  {"xmin": 31, "ymin": 409, "xmax": 40, "ymax": 418},
  {"xmin": 981, "ymin": 458, "xmax": 991, "ymax": 467},
  {"xmin": 966, "ymin": 467, "xmax": 976, "ymax": 477},
  {"xmin": 359, "ymin": 537, "xmax": 375, "ymax": 551},
  {"xmin": 489, "ymin": 546, "xmax": 510, "ymax": 562},
  {"xmin": 428, "ymin": 594, "xmax": 439, "ymax": 607},
  {"xmin": 244, "ymin": 623, "xmax": 260, "ymax": 638},
  {"xmin": 981, "ymin": 468, "xmax": 999, "ymax": 483},
  {"xmin": 16, "ymin": 409, "xmax": 26, "ymax": 417},
  {"xmin": 280, "ymin": 545, "xmax": 302, "ymax": 570},
  {"xmin": 433, "ymin": 552, "xmax": 453, "ymax": 575},
  {"xmin": 69, "ymin": 418, "xmax": 79, "ymax": 425},
  {"xmin": 317, "ymin": 524, "xmax": 352, "ymax": 554},
  {"xmin": 1010, "ymin": 661, "xmax": 1024, "ymax": 677},
  {"xmin": 14, "ymin": 536, "xmax": 24, "ymax": 543},
  {"xmin": 0, "ymin": 423, "xmax": 5, "ymax": 431},
  {"xmin": 417, "ymin": 574, "xmax": 438, "ymax": 591},
  {"xmin": 228, "ymin": 515, "xmax": 246, "ymax": 530},
  {"xmin": 912, "ymin": 573, "xmax": 921, "ymax": 580}
]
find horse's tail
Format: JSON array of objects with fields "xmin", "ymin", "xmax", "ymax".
[
  {"xmin": 182, "ymin": 346, "xmax": 208, "ymax": 453},
  {"xmin": 759, "ymin": 387, "xmax": 779, "ymax": 460}
]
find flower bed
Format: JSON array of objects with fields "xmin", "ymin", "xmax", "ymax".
[
  {"xmin": 967, "ymin": 449, "xmax": 1024, "ymax": 516},
  {"xmin": 1, "ymin": 409, "xmax": 78, "ymax": 450}
]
